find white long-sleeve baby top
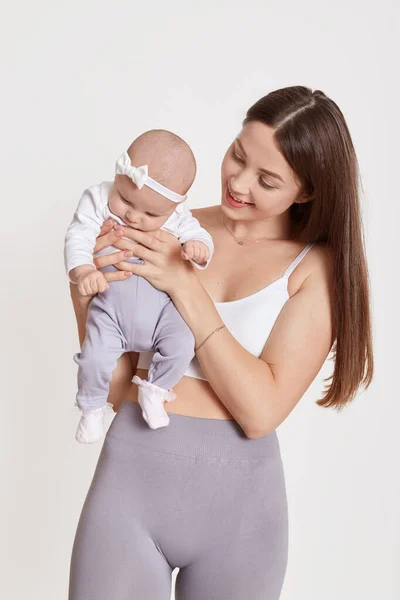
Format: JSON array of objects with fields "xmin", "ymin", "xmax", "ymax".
[{"xmin": 64, "ymin": 181, "xmax": 214, "ymax": 281}]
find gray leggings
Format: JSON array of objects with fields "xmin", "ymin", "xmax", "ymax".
[{"xmin": 69, "ymin": 401, "xmax": 289, "ymax": 599}]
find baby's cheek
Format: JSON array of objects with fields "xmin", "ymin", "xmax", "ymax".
[{"xmin": 108, "ymin": 195, "xmax": 123, "ymax": 219}]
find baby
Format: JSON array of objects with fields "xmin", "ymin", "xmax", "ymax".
[{"xmin": 64, "ymin": 129, "xmax": 214, "ymax": 443}]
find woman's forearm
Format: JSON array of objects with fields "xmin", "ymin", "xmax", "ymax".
[{"xmin": 170, "ymin": 277, "xmax": 277, "ymax": 438}]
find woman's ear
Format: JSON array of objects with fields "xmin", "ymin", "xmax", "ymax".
[{"xmin": 294, "ymin": 192, "xmax": 313, "ymax": 204}]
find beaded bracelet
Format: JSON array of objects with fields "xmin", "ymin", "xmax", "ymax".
[{"xmin": 195, "ymin": 325, "xmax": 226, "ymax": 352}]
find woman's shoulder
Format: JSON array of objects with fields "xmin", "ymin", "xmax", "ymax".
[
  {"xmin": 310, "ymin": 242, "xmax": 334, "ymax": 278},
  {"xmin": 298, "ymin": 241, "xmax": 334, "ymax": 295},
  {"xmin": 282, "ymin": 240, "xmax": 333, "ymax": 299}
]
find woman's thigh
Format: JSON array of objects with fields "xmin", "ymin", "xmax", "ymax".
[
  {"xmin": 174, "ymin": 454, "xmax": 288, "ymax": 600},
  {"xmin": 68, "ymin": 413, "xmax": 173, "ymax": 599},
  {"xmin": 175, "ymin": 520, "xmax": 288, "ymax": 600}
]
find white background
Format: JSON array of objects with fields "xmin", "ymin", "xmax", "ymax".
[{"xmin": 1, "ymin": 1, "xmax": 399, "ymax": 598}]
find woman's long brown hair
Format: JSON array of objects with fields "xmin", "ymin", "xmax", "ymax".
[{"xmin": 244, "ymin": 86, "xmax": 374, "ymax": 410}]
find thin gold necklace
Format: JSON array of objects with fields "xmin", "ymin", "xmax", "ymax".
[{"xmin": 222, "ymin": 215, "xmax": 271, "ymax": 246}]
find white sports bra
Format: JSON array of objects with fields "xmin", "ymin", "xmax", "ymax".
[{"xmin": 137, "ymin": 242, "xmax": 315, "ymax": 381}]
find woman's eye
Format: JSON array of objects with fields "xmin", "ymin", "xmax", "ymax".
[
  {"xmin": 146, "ymin": 213, "xmax": 156, "ymax": 217},
  {"xmin": 232, "ymin": 151, "xmax": 244, "ymax": 163},
  {"xmin": 259, "ymin": 179, "xmax": 275, "ymax": 191}
]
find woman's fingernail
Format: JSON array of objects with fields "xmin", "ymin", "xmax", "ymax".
[
  {"xmin": 124, "ymin": 272, "xmax": 132, "ymax": 277},
  {"xmin": 124, "ymin": 250, "xmax": 133, "ymax": 257},
  {"xmin": 116, "ymin": 228, "xmax": 123, "ymax": 235}
]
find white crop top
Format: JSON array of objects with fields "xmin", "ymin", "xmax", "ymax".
[{"xmin": 137, "ymin": 242, "xmax": 315, "ymax": 381}]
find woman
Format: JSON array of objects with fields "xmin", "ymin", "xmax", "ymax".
[{"xmin": 68, "ymin": 86, "xmax": 373, "ymax": 600}]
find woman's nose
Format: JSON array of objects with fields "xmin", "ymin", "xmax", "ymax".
[{"xmin": 230, "ymin": 171, "xmax": 252, "ymax": 195}]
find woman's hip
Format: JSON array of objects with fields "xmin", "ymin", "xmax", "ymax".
[{"xmin": 76, "ymin": 399, "xmax": 288, "ymax": 570}]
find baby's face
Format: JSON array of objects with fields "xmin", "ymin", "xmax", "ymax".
[{"xmin": 109, "ymin": 175, "xmax": 177, "ymax": 231}]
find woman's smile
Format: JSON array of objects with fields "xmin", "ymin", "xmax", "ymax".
[{"xmin": 224, "ymin": 186, "xmax": 254, "ymax": 208}]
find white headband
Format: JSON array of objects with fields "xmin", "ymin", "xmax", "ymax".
[{"xmin": 115, "ymin": 151, "xmax": 187, "ymax": 203}]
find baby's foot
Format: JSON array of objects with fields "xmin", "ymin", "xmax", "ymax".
[
  {"xmin": 75, "ymin": 403, "xmax": 114, "ymax": 444},
  {"xmin": 132, "ymin": 376, "xmax": 176, "ymax": 429}
]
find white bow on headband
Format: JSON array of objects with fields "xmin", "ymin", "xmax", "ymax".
[{"xmin": 115, "ymin": 151, "xmax": 187, "ymax": 203}]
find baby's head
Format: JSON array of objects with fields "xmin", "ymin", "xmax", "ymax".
[{"xmin": 109, "ymin": 129, "xmax": 196, "ymax": 231}]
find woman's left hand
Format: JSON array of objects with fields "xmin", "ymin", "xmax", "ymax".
[{"xmin": 111, "ymin": 223, "xmax": 195, "ymax": 296}]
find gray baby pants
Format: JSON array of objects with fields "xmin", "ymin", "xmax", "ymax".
[
  {"xmin": 73, "ymin": 261, "xmax": 195, "ymax": 411},
  {"xmin": 68, "ymin": 400, "xmax": 289, "ymax": 599}
]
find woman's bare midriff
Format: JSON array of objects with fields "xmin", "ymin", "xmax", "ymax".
[{"xmin": 125, "ymin": 368, "xmax": 235, "ymax": 420}]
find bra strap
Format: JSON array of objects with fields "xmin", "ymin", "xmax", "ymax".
[{"xmin": 283, "ymin": 243, "xmax": 315, "ymax": 279}]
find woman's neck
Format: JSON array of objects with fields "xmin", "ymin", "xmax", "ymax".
[{"xmin": 220, "ymin": 208, "xmax": 293, "ymax": 242}]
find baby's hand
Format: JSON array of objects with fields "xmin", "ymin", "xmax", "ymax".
[
  {"xmin": 181, "ymin": 240, "xmax": 210, "ymax": 267},
  {"xmin": 76, "ymin": 267, "xmax": 110, "ymax": 297}
]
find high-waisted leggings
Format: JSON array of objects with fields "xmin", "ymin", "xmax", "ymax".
[{"xmin": 68, "ymin": 400, "xmax": 289, "ymax": 599}]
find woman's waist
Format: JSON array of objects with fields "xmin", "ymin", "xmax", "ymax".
[{"xmin": 109, "ymin": 398, "xmax": 280, "ymax": 462}]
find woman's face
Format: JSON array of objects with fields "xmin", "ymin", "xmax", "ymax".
[{"xmin": 221, "ymin": 121, "xmax": 306, "ymax": 220}]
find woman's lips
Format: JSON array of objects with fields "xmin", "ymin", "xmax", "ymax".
[{"xmin": 225, "ymin": 188, "xmax": 253, "ymax": 208}]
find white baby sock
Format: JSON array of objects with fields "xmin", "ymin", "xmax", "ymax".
[
  {"xmin": 75, "ymin": 402, "xmax": 114, "ymax": 444},
  {"xmin": 132, "ymin": 376, "xmax": 176, "ymax": 429}
]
